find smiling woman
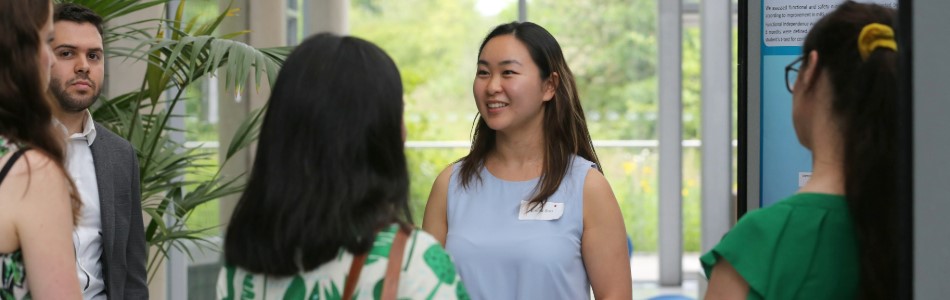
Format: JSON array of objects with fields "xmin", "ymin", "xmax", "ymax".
[
  {"xmin": 423, "ymin": 21, "xmax": 632, "ymax": 300},
  {"xmin": 474, "ymin": 34, "xmax": 553, "ymax": 132}
]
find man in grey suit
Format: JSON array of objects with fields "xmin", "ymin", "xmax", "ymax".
[{"xmin": 49, "ymin": 4, "xmax": 148, "ymax": 299}]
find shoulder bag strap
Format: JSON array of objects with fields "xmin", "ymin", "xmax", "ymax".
[
  {"xmin": 0, "ymin": 148, "xmax": 28, "ymax": 187},
  {"xmin": 380, "ymin": 226, "xmax": 409, "ymax": 300},
  {"xmin": 342, "ymin": 225, "xmax": 410, "ymax": 300},
  {"xmin": 342, "ymin": 252, "xmax": 368, "ymax": 300}
]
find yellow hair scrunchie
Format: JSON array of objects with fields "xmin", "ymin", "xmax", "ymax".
[{"xmin": 858, "ymin": 23, "xmax": 897, "ymax": 61}]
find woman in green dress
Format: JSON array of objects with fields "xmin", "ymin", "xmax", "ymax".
[
  {"xmin": 702, "ymin": 2, "xmax": 899, "ymax": 299},
  {"xmin": 0, "ymin": 0, "xmax": 83, "ymax": 298},
  {"xmin": 218, "ymin": 33, "xmax": 468, "ymax": 299}
]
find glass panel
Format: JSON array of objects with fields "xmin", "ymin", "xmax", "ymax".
[
  {"xmin": 287, "ymin": 0, "xmax": 303, "ymax": 46},
  {"xmin": 287, "ymin": 17, "xmax": 298, "ymax": 45},
  {"xmin": 406, "ymin": 147, "xmax": 475, "ymax": 220},
  {"xmin": 527, "ymin": 6, "xmax": 664, "ymax": 279},
  {"xmin": 529, "ymin": 0, "xmax": 658, "ymax": 140},
  {"xmin": 527, "ymin": 0, "xmax": 666, "ymax": 272},
  {"xmin": 527, "ymin": 2, "xmax": 737, "ymax": 295},
  {"xmin": 181, "ymin": 0, "xmax": 221, "ymax": 238},
  {"xmin": 178, "ymin": 1, "xmax": 224, "ymax": 298},
  {"xmin": 187, "ymin": 260, "xmax": 221, "ymax": 299}
]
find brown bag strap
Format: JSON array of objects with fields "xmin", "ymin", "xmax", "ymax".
[
  {"xmin": 342, "ymin": 226, "xmax": 411, "ymax": 300},
  {"xmin": 343, "ymin": 251, "xmax": 368, "ymax": 300},
  {"xmin": 381, "ymin": 227, "xmax": 409, "ymax": 299}
]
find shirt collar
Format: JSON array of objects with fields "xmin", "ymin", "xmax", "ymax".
[{"xmin": 54, "ymin": 110, "xmax": 98, "ymax": 146}]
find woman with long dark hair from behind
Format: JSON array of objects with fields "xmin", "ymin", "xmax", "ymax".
[
  {"xmin": 218, "ymin": 33, "xmax": 468, "ymax": 299},
  {"xmin": 0, "ymin": 0, "xmax": 83, "ymax": 299},
  {"xmin": 702, "ymin": 2, "xmax": 898, "ymax": 299},
  {"xmin": 423, "ymin": 22, "xmax": 631, "ymax": 299}
]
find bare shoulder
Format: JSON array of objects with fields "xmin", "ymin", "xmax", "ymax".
[
  {"xmin": 0, "ymin": 150, "xmax": 72, "ymax": 239},
  {"xmin": 579, "ymin": 168, "xmax": 632, "ymax": 298},
  {"xmin": 584, "ymin": 168, "xmax": 623, "ymax": 228},
  {"xmin": 0, "ymin": 150, "xmax": 70, "ymax": 213},
  {"xmin": 422, "ymin": 163, "xmax": 456, "ymax": 244},
  {"xmin": 3, "ymin": 149, "xmax": 55, "ymax": 174},
  {"xmin": 433, "ymin": 163, "xmax": 456, "ymax": 188},
  {"xmin": 582, "ymin": 168, "xmax": 622, "ymax": 223},
  {"xmin": 425, "ymin": 162, "xmax": 456, "ymax": 211},
  {"xmin": 0, "ymin": 150, "xmax": 65, "ymax": 190},
  {"xmin": 583, "ymin": 168, "xmax": 616, "ymax": 204}
]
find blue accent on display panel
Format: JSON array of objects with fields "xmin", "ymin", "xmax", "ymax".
[
  {"xmin": 759, "ymin": 55, "xmax": 813, "ymax": 207},
  {"xmin": 758, "ymin": 0, "xmax": 813, "ymax": 208}
]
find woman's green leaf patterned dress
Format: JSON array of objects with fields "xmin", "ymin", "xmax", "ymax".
[{"xmin": 218, "ymin": 224, "xmax": 469, "ymax": 300}]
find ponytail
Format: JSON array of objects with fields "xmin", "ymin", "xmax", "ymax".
[
  {"xmin": 840, "ymin": 46, "xmax": 898, "ymax": 300},
  {"xmin": 802, "ymin": 2, "xmax": 899, "ymax": 298}
]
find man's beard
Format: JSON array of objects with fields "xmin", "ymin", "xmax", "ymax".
[{"xmin": 50, "ymin": 74, "xmax": 100, "ymax": 112}]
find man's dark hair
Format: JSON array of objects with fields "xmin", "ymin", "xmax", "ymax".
[{"xmin": 54, "ymin": 3, "xmax": 103, "ymax": 35}]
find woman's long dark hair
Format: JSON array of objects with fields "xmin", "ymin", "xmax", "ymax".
[
  {"xmin": 0, "ymin": 0, "xmax": 80, "ymax": 218},
  {"xmin": 458, "ymin": 22, "xmax": 601, "ymax": 208},
  {"xmin": 801, "ymin": 2, "xmax": 898, "ymax": 298},
  {"xmin": 224, "ymin": 33, "xmax": 410, "ymax": 276}
]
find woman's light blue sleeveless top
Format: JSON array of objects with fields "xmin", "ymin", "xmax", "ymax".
[{"xmin": 445, "ymin": 155, "xmax": 595, "ymax": 300}]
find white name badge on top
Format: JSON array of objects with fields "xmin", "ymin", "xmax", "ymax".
[{"xmin": 518, "ymin": 200, "xmax": 565, "ymax": 221}]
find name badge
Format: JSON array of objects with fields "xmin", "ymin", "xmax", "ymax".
[{"xmin": 518, "ymin": 200, "xmax": 565, "ymax": 221}]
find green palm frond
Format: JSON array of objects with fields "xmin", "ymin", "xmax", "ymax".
[{"xmin": 226, "ymin": 106, "xmax": 265, "ymax": 161}]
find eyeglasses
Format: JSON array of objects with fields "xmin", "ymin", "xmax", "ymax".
[{"xmin": 785, "ymin": 56, "xmax": 804, "ymax": 93}]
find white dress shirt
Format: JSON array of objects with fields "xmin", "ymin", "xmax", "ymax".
[{"xmin": 56, "ymin": 111, "xmax": 107, "ymax": 300}]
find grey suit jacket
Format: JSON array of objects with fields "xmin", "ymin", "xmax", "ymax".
[{"xmin": 90, "ymin": 123, "xmax": 148, "ymax": 299}]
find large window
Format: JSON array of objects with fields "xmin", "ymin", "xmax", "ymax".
[
  {"xmin": 178, "ymin": 1, "xmax": 224, "ymax": 298},
  {"xmin": 528, "ymin": 0, "xmax": 672, "ymax": 254}
]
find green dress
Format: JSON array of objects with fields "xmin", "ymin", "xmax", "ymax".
[
  {"xmin": 217, "ymin": 224, "xmax": 470, "ymax": 300},
  {"xmin": 0, "ymin": 137, "xmax": 9, "ymax": 157},
  {"xmin": 0, "ymin": 137, "xmax": 29, "ymax": 300},
  {"xmin": 700, "ymin": 193, "xmax": 859, "ymax": 300},
  {"xmin": 0, "ymin": 251, "xmax": 27, "ymax": 300}
]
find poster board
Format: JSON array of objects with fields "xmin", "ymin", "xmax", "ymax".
[{"xmin": 740, "ymin": 0, "xmax": 898, "ymax": 214}]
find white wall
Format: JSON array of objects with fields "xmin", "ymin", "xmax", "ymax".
[{"xmin": 913, "ymin": 0, "xmax": 950, "ymax": 297}]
